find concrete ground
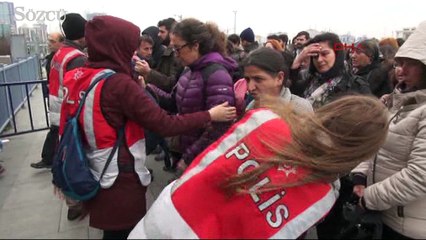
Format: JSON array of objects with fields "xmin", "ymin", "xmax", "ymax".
[{"xmin": 0, "ymin": 86, "xmax": 177, "ymax": 239}]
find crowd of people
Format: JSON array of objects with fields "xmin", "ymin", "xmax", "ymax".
[{"xmin": 23, "ymin": 12, "xmax": 426, "ymax": 239}]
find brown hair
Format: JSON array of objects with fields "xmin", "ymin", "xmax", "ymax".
[
  {"xmin": 224, "ymin": 95, "xmax": 389, "ymax": 194},
  {"xmin": 171, "ymin": 18, "xmax": 227, "ymax": 56},
  {"xmin": 379, "ymin": 38, "xmax": 399, "ymax": 49},
  {"xmin": 265, "ymin": 39, "xmax": 283, "ymax": 52}
]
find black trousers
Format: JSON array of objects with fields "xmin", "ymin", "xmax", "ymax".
[
  {"xmin": 103, "ymin": 228, "xmax": 133, "ymax": 240},
  {"xmin": 382, "ymin": 224, "xmax": 412, "ymax": 239},
  {"xmin": 41, "ymin": 125, "xmax": 59, "ymax": 165}
]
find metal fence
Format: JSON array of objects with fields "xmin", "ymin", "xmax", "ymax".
[{"xmin": 0, "ymin": 56, "xmax": 47, "ymax": 137}]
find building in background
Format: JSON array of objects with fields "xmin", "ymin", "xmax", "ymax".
[
  {"xmin": 395, "ymin": 27, "xmax": 416, "ymax": 40},
  {"xmin": 17, "ymin": 22, "xmax": 48, "ymax": 58},
  {"xmin": 306, "ymin": 29, "xmax": 321, "ymax": 38},
  {"xmin": 340, "ymin": 33, "xmax": 356, "ymax": 44},
  {"xmin": 0, "ymin": 1, "xmax": 15, "ymax": 60},
  {"xmin": 0, "ymin": 1, "xmax": 17, "ymax": 34}
]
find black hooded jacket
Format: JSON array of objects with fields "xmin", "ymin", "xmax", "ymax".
[{"xmin": 142, "ymin": 26, "xmax": 166, "ymax": 69}]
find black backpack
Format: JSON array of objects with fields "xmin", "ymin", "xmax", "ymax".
[{"xmin": 317, "ymin": 176, "xmax": 383, "ymax": 239}]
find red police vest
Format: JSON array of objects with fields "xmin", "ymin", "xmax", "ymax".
[
  {"xmin": 60, "ymin": 68, "xmax": 151, "ymax": 188},
  {"xmin": 48, "ymin": 46, "xmax": 85, "ymax": 126},
  {"xmin": 129, "ymin": 108, "xmax": 338, "ymax": 239}
]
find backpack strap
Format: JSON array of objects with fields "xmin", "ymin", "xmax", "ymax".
[
  {"xmin": 200, "ymin": 63, "xmax": 227, "ymax": 108},
  {"xmin": 99, "ymin": 127, "xmax": 125, "ymax": 180},
  {"xmin": 73, "ymin": 69, "xmax": 118, "ymax": 182},
  {"xmin": 74, "ymin": 69, "xmax": 116, "ymax": 119}
]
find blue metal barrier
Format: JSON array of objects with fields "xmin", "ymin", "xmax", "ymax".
[{"xmin": 0, "ymin": 56, "xmax": 46, "ymax": 136}]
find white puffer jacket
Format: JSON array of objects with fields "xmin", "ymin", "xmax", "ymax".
[
  {"xmin": 352, "ymin": 20, "xmax": 426, "ymax": 239},
  {"xmin": 353, "ymin": 90, "xmax": 426, "ymax": 239}
]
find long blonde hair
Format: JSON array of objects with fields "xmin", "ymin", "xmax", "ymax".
[{"xmin": 224, "ymin": 95, "xmax": 389, "ymax": 194}]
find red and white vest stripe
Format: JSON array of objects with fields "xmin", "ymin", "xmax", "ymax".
[
  {"xmin": 49, "ymin": 46, "xmax": 85, "ymax": 126},
  {"xmin": 129, "ymin": 109, "xmax": 339, "ymax": 239},
  {"xmin": 60, "ymin": 68, "xmax": 151, "ymax": 188}
]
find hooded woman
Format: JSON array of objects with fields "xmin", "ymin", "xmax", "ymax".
[
  {"xmin": 352, "ymin": 21, "xmax": 426, "ymax": 239},
  {"xmin": 59, "ymin": 15, "xmax": 236, "ymax": 239}
]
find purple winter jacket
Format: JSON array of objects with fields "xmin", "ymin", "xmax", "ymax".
[{"xmin": 176, "ymin": 52, "xmax": 237, "ymax": 164}]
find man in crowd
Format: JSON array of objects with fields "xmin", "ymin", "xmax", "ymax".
[
  {"xmin": 31, "ymin": 32, "xmax": 64, "ymax": 169},
  {"xmin": 293, "ymin": 31, "xmax": 310, "ymax": 57},
  {"xmin": 32, "ymin": 13, "xmax": 87, "ymax": 221},
  {"xmin": 239, "ymin": 27, "xmax": 259, "ymax": 54}
]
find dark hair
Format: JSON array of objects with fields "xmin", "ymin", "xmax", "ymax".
[
  {"xmin": 157, "ymin": 17, "xmax": 177, "ymax": 31},
  {"xmin": 396, "ymin": 38, "xmax": 405, "ymax": 47},
  {"xmin": 278, "ymin": 34, "xmax": 288, "ymax": 45},
  {"xmin": 356, "ymin": 39, "xmax": 380, "ymax": 63},
  {"xmin": 296, "ymin": 31, "xmax": 310, "ymax": 40},
  {"xmin": 242, "ymin": 47, "xmax": 290, "ymax": 82},
  {"xmin": 228, "ymin": 34, "xmax": 240, "ymax": 45},
  {"xmin": 267, "ymin": 34, "xmax": 280, "ymax": 41},
  {"xmin": 307, "ymin": 32, "xmax": 346, "ymax": 79},
  {"xmin": 139, "ymin": 34, "xmax": 154, "ymax": 46},
  {"xmin": 172, "ymin": 18, "xmax": 227, "ymax": 56}
]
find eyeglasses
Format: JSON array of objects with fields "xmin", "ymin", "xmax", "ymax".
[{"xmin": 173, "ymin": 43, "xmax": 190, "ymax": 54}]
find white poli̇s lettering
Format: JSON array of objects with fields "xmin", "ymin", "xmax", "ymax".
[
  {"xmin": 237, "ymin": 160, "xmax": 259, "ymax": 174},
  {"xmin": 258, "ymin": 191, "xmax": 286, "ymax": 211},
  {"xmin": 226, "ymin": 143, "xmax": 250, "ymax": 160},
  {"xmin": 248, "ymin": 177, "xmax": 270, "ymax": 203},
  {"xmin": 266, "ymin": 204, "xmax": 290, "ymax": 228}
]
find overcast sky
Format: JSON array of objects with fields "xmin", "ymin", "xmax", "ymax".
[{"xmin": 11, "ymin": 0, "xmax": 426, "ymax": 39}]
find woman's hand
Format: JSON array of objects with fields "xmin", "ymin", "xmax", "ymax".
[
  {"xmin": 208, "ymin": 102, "xmax": 237, "ymax": 122},
  {"xmin": 291, "ymin": 43, "xmax": 322, "ymax": 69},
  {"xmin": 137, "ymin": 76, "xmax": 146, "ymax": 88},
  {"xmin": 353, "ymin": 185, "xmax": 366, "ymax": 197},
  {"xmin": 134, "ymin": 60, "xmax": 151, "ymax": 76},
  {"xmin": 380, "ymin": 94, "xmax": 391, "ymax": 106}
]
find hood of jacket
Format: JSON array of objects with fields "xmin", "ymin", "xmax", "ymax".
[
  {"xmin": 142, "ymin": 26, "xmax": 165, "ymax": 68},
  {"xmin": 188, "ymin": 52, "xmax": 238, "ymax": 73},
  {"xmin": 85, "ymin": 15, "xmax": 140, "ymax": 75},
  {"xmin": 395, "ymin": 21, "xmax": 426, "ymax": 66}
]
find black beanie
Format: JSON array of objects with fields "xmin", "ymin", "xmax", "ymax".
[
  {"xmin": 61, "ymin": 13, "xmax": 87, "ymax": 40},
  {"xmin": 240, "ymin": 27, "xmax": 255, "ymax": 42}
]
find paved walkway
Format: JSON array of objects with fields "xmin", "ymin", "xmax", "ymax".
[{"xmin": 0, "ymin": 86, "xmax": 176, "ymax": 239}]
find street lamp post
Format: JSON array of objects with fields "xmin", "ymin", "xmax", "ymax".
[{"xmin": 233, "ymin": 10, "xmax": 237, "ymax": 34}]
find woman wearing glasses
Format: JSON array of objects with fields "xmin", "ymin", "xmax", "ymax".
[
  {"xmin": 352, "ymin": 21, "xmax": 426, "ymax": 239},
  {"xmin": 149, "ymin": 18, "xmax": 237, "ymax": 170}
]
